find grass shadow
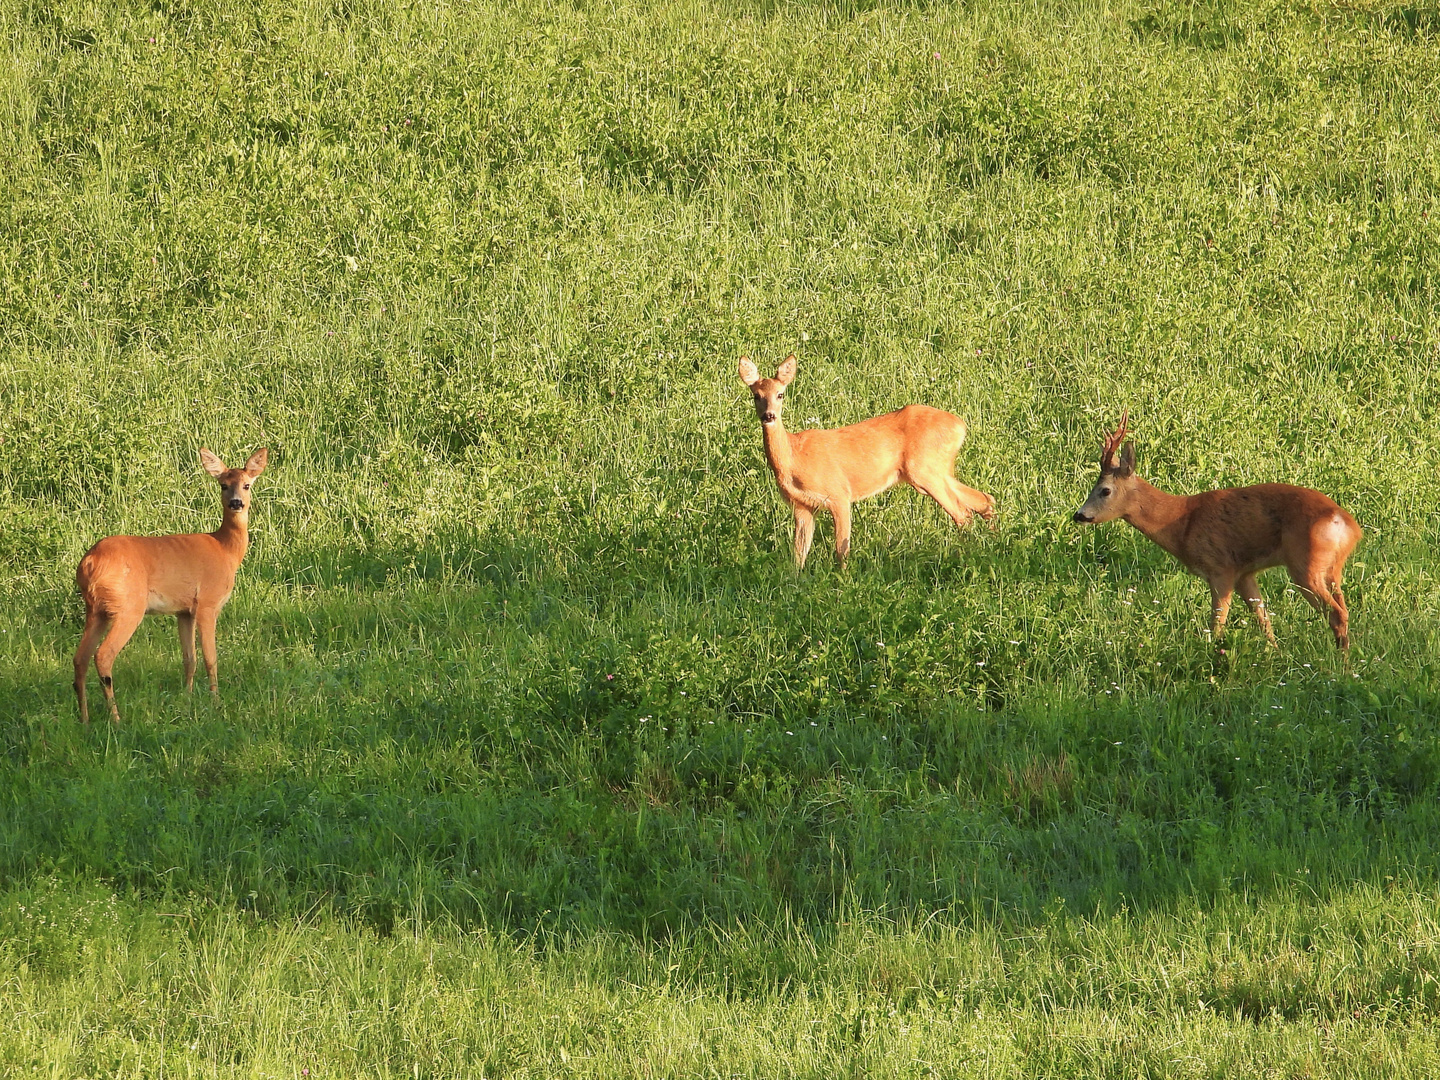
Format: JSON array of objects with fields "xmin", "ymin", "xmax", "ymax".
[{"xmin": 1, "ymin": 498, "xmax": 1433, "ymax": 941}]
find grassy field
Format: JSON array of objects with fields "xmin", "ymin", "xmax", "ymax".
[{"xmin": 4, "ymin": 0, "xmax": 1440, "ymax": 1073}]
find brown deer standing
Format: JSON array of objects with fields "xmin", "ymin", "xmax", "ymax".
[
  {"xmin": 739, "ymin": 355, "xmax": 994, "ymax": 568},
  {"xmin": 74, "ymin": 447, "xmax": 268, "ymax": 723},
  {"xmin": 1073, "ymin": 413, "xmax": 1360, "ymax": 649}
]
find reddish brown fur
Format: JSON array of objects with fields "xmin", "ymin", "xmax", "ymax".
[
  {"xmin": 1074, "ymin": 418, "xmax": 1360, "ymax": 650},
  {"xmin": 739, "ymin": 355, "xmax": 994, "ymax": 568},
  {"xmin": 74, "ymin": 447, "xmax": 268, "ymax": 722}
]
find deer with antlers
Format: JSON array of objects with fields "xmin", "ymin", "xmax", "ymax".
[
  {"xmin": 1073, "ymin": 413, "xmax": 1360, "ymax": 650},
  {"xmin": 739, "ymin": 354, "xmax": 994, "ymax": 568},
  {"xmin": 74, "ymin": 447, "xmax": 268, "ymax": 723}
]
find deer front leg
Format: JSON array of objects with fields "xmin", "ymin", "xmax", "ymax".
[
  {"xmin": 197, "ymin": 606, "xmax": 221, "ymax": 697},
  {"xmin": 792, "ymin": 505, "xmax": 816, "ymax": 569},
  {"xmin": 177, "ymin": 612, "xmax": 198, "ymax": 690},
  {"xmin": 1208, "ymin": 577, "xmax": 1235, "ymax": 645},
  {"xmin": 1237, "ymin": 572, "xmax": 1277, "ymax": 647},
  {"xmin": 831, "ymin": 500, "xmax": 853, "ymax": 567}
]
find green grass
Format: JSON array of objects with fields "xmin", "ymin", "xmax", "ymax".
[
  {"xmin": 3, "ymin": 0, "xmax": 1440, "ymax": 1073},
  {"xmin": 9, "ymin": 877, "xmax": 1440, "ymax": 1077}
]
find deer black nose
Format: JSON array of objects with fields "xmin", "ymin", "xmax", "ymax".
[
  {"xmin": 229, "ymin": 499, "xmax": 244, "ymax": 510},
  {"xmin": 1073, "ymin": 511, "xmax": 1090, "ymax": 523},
  {"xmin": 761, "ymin": 412, "xmax": 777, "ymax": 423}
]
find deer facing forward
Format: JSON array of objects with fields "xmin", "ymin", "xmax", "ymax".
[
  {"xmin": 739, "ymin": 355, "xmax": 994, "ymax": 568},
  {"xmin": 74, "ymin": 447, "xmax": 268, "ymax": 723},
  {"xmin": 1073, "ymin": 413, "xmax": 1359, "ymax": 650}
]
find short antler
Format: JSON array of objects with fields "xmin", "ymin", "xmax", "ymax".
[{"xmin": 1101, "ymin": 409, "xmax": 1130, "ymax": 469}]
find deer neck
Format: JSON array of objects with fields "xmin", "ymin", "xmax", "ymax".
[
  {"xmin": 761, "ymin": 417, "xmax": 795, "ymax": 474},
  {"xmin": 1121, "ymin": 478, "xmax": 1194, "ymax": 561},
  {"xmin": 760, "ymin": 419, "xmax": 808, "ymax": 498},
  {"xmin": 212, "ymin": 510, "xmax": 250, "ymax": 566}
]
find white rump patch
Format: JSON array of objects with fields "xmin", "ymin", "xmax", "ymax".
[{"xmin": 1319, "ymin": 515, "xmax": 1351, "ymax": 546}]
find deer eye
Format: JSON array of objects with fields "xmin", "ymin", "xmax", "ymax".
[
  {"xmin": 243, "ymin": 484, "xmax": 251, "ymax": 490},
  {"xmin": 1100, "ymin": 487, "xmax": 1112, "ymax": 497}
]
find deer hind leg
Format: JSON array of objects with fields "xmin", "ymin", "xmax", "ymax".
[
  {"xmin": 831, "ymin": 500, "xmax": 853, "ymax": 567},
  {"xmin": 74, "ymin": 607, "xmax": 111, "ymax": 724},
  {"xmin": 948, "ymin": 477, "xmax": 996, "ymax": 521},
  {"xmin": 1208, "ymin": 575, "xmax": 1236, "ymax": 644},
  {"xmin": 909, "ymin": 455, "xmax": 994, "ymax": 530},
  {"xmin": 197, "ymin": 606, "xmax": 222, "ymax": 696},
  {"xmin": 94, "ymin": 605, "xmax": 146, "ymax": 724},
  {"xmin": 177, "ymin": 612, "xmax": 197, "ymax": 691},
  {"xmin": 909, "ymin": 472, "xmax": 977, "ymax": 532},
  {"xmin": 1327, "ymin": 577, "xmax": 1351, "ymax": 643},
  {"xmin": 1236, "ymin": 572, "xmax": 1278, "ymax": 647},
  {"xmin": 1294, "ymin": 569, "xmax": 1349, "ymax": 651},
  {"xmin": 1328, "ymin": 584, "xmax": 1351, "ymax": 651},
  {"xmin": 1319, "ymin": 584, "xmax": 1349, "ymax": 651},
  {"xmin": 792, "ymin": 505, "xmax": 816, "ymax": 569},
  {"xmin": 1325, "ymin": 559, "xmax": 1352, "ymax": 649}
]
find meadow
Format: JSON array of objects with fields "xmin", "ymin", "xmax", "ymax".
[{"xmin": 3, "ymin": 0, "xmax": 1440, "ymax": 1073}]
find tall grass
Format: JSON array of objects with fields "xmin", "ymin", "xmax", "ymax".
[{"xmin": 3, "ymin": 0, "xmax": 1440, "ymax": 1072}]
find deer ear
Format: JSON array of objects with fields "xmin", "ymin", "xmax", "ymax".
[
  {"xmin": 244, "ymin": 447, "xmax": 269, "ymax": 476},
  {"xmin": 1118, "ymin": 441, "xmax": 1136, "ymax": 476},
  {"xmin": 738, "ymin": 357, "xmax": 761, "ymax": 387},
  {"xmin": 776, "ymin": 354, "xmax": 797, "ymax": 385},
  {"xmin": 199, "ymin": 448, "xmax": 227, "ymax": 478}
]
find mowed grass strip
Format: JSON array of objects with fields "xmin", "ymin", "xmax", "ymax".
[
  {"xmin": 6, "ymin": 877, "xmax": 1440, "ymax": 1077},
  {"xmin": 3, "ymin": 0, "xmax": 1440, "ymax": 1072}
]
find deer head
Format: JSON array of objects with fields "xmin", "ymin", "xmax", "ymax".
[
  {"xmin": 1073, "ymin": 412, "xmax": 1137, "ymax": 524},
  {"xmin": 738, "ymin": 354, "xmax": 797, "ymax": 426},
  {"xmin": 200, "ymin": 447, "xmax": 268, "ymax": 515}
]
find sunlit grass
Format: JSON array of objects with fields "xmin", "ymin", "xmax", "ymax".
[{"xmin": 3, "ymin": 0, "xmax": 1440, "ymax": 1072}]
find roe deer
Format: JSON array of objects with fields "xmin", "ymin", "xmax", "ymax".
[
  {"xmin": 739, "ymin": 355, "xmax": 994, "ymax": 568},
  {"xmin": 74, "ymin": 447, "xmax": 269, "ymax": 723},
  {"xmin": 1073, "ymin": 413, "xmax": 1360, "ymax": 650}
]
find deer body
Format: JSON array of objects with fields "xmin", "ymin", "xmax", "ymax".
[
  {"xmin": 741, "ymin": 355, "xmax": 994, "ymax": 567},
  {"xmin": 1074, "ymin": 415, "xmax": 1359, "ymax": 650},
  {"xmin": 74, "ymin": 448, "xmax": 267, "ymax": 723}
]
